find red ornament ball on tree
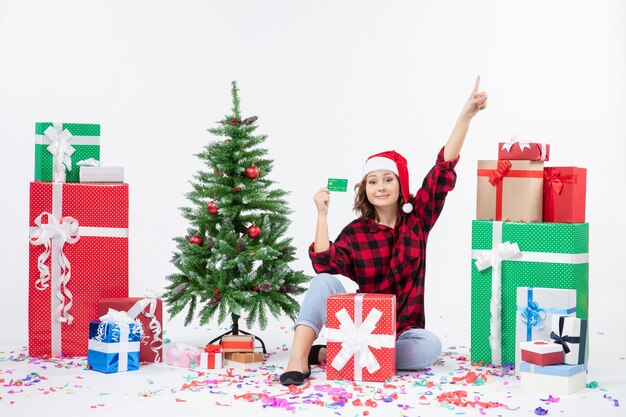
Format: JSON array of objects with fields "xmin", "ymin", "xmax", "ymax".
[
  {"xmin": 189, "ymin": 235, "xmax": 203, "ymax": 246},
  {"xmin": 245, "ymin": 165, "xmax": 260, "ymax": 179},
  {"xmin": 207, "ymin": 200, "xmax": 219, "ymax": 214},
  {"xmin": 247, "ymin": 224, "xmax": 261, "ymax": 239},
  {"xmin": 252, "ymin": 285, "xmax": 260, "ymax": 292}
]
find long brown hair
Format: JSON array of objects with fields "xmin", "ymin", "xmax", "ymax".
[{"xmin": 353, "ymin": 174, "xmax": 414, "ymax": 221}]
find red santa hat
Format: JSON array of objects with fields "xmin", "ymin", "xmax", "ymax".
[{"xmin": 361, "ymin": 150, "xmax": 413, "ymax": 213}]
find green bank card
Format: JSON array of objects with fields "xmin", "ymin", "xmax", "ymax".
[{"xmin": 327, "ymin": 178, "xmax": 348, "ymax": 192}]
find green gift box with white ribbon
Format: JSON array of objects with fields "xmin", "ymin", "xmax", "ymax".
[
  {"xmin": 470, "ymin": 220, "xmax": 588, "ymax": 366},
  {"xmin": 34, "ymin": 122, "xmax": 100, "ymax": 183}
]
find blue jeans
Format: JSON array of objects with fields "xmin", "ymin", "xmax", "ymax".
[{"xmin": 295, "ymin": 273, "xmax": 442, "ymax": 371}]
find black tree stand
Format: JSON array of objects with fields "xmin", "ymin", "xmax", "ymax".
[{"xmin": 209, "ymin": 312, "xmax": 267, "ymax": 354}]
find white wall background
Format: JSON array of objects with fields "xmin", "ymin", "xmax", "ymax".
[{"xmin": 0, "ymin": 1, "xmax": 624, "ymax": 349}]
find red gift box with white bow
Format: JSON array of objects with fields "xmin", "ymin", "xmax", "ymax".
[
  {"xmin": 326, "ymin": 293, "xmax": 396, "ymax": 382},
  {"xmin": 498, "ymin": 140, "xmax": 550, "ymax": 161},
  {"xmin": 28, "ymin": 182, "xmax": 129, "ymax": 357},
  {"xmin": 98, "ymin": 295, "xmax": 163, "ymax": 363}
]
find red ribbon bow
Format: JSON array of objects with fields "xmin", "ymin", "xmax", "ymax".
[
  {"xmin": 204, "ymin": 344, "xmax": 221, "ymax": 353},
  {"xmin": 488, "ymin": 160, "xmax": 512, "ymax": 186},
  {"xmin": 544, "ymin": 170, "xmax": 564, "ymax": 195}
]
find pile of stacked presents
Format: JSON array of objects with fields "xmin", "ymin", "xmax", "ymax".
[
  {"xmin": 472, "ymin": 138, "xmax": 588, "ymax": 394},
  {"xmin": 27, "ymin": 122, "xmax": 261, "ymax": 373}
]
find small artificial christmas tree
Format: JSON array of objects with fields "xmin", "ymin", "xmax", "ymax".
[{"xmin": 164, "ymin": 81, "xmax": 310, "ymax": 340}]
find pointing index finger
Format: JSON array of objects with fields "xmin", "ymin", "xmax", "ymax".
[{"xmin": 472, "ymin": 75, "xmax": 481, "ymax": 95}]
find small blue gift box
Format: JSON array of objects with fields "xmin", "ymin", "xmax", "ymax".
[{"xmin": 88, "ymin": 321, "xmax": 142, "ymax": 373}]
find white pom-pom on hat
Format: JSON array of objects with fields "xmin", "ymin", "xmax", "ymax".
[{"xmin": 362, "ymin": 150, "xmax": 412, "ymax": 214}]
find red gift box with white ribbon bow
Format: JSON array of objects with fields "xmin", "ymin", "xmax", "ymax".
[
  {"xmin": 98, "ymin": 295, "xmax": 163, "ymax": 363},
  {"xmin": 28, "ymin": 182, "xmax": 129, "ymax": 357},
  {"xmin": 326, "ymin": 293, "xmax": 396, "ymax": 382}
]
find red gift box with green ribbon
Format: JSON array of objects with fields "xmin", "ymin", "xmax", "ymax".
[
  {"xmin": 543, "ymin": 167, "xmax": 587, "ymax": 223},
  {"xmin": 28, "ymin": 182, "xmax": 129, "ymax": 357}
]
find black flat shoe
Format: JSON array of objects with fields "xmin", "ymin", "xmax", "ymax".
[
  {"xmin": 308, "ymin": 344, "xmax": 326, "ymax": 365},
  {"xmin": 279, "ymin": 365, "xmax": 311, "ymax": 386}
]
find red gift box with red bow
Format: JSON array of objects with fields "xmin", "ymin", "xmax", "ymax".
[{"xmin": 543, "ymin": 167, "xmax": 587, "ymax": 223}]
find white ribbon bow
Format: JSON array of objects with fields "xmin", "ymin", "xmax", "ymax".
[
  {"xmin": 99, "ymin": 308, "xmax": 135, "ymax": 324},
  {"xmin": 501, "ymin": 135, "xmax": 531, "ymax": 153},
  {"xmin": 97, "ymin": 309, "xmax": 141, "ymax": 372},
  {"xmin": 124, "ymin": 289, "xmax": 164, "ymax": 362},
  {"xmin": 474, "ymin": 241, "xmax": 521, "ymax": 272},
  {"xmin": 76, "ymin": 158, "xmax": 102, "ymax": 167},
  {"xmin": 329, "ymin": 307, "xmax": 394, "ymax": 376},
  {"xmin": 501, "ymin": 135, "xmax": 548, "ymax": 161},
  {"xmin": 44, "ymin": 124, "xmax": 75, "ymax": 183},
  {"xmin": 474, "ymin": 241, "xmax": 521, "ymax": 366},
  {"xmin": 29, "ymin": 212, "xmax": 80, "ymax": 324}
]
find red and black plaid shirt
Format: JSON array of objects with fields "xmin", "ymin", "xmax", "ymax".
[{"xmin": 309, "ymin": 147, "xmax": 459, "ymax": 336}]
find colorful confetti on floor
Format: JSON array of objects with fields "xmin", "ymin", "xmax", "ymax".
[{"xmin": 1, "ymin": 343, "xmax": 624, "ymax": 416}]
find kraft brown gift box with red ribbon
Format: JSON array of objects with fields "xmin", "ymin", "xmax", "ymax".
[
  {"xmin": 98, "ymin": 296, "xmax": 163, "ymax": 363},
  {"xmin": 476, "ymin": 160, "xmax": 544, "ymax": 222},
  {"xmin": 28, "ymin": 182, "xmax": 129, "ymax": 357},
  {"xmin": 543, "ymin": 167, "xmax": 587, "ymax": 223}
]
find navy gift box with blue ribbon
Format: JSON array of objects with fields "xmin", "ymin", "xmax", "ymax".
[{"xmin": 88, "ymin": 316, "xmax": 142, "ymax": 373}]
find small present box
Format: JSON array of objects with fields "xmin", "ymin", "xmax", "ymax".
[
  {"xmin": 550, "ymin": 316, "xmax": 588, "ymax": 365},
  {"xmin": 476, "ymin": 160, "xmax": 544, "ymax": 222},
  {"xmin": 543, "ymin": 167, "xmax": 587, "ymax": 223},
  {"xmin": 520, "ymin": 362, "xmax": 587, "ymax": 394},
  {"xmin": 223, "ymin": 352, "xmax": 263, "ymax": 369},
  {"xmin": 34, "ymin": 122, "xmax": 100, "ymax": 183},
  {"xmin": 326, "ymin": 293, "xmax": 396, "ymax": 382},
  {"xmin": 87, "ymin": 311, "xmax": 142, "ymax": 374},
  {"xmin": 80, "ymin": 166, "xmax": 125, "ymax": 183},
  {"xmin": 220, "ymin": 335, "xmax": 255, "ymax": 352},
  {"xmin": 166, "ymin": 344, "xmax": 202, "ymax": 368},
  {"xmin": 515, "ymin": 287, "xmax": 576, "ymax": 369},
  {"xmin": 520, "ymin": 341, "xmax": 563, "ymax": 366},
  {"xmin": 200, "ymin": 344, "xmax": 223, "ymax": 369},
  {"xmin": 498, "ymin": 140, "xmax": 550, "ymax": 161},
  {"xmin": 98, "ymin": 295, "xmax": 163, "ymax": 363},
  {"xmin": 471, "ymin": 221, "xmax": 589, "ymax": 366},
  {"xmin": 28, "ymin": 182, "xmax": 129, "ymax": 357}
]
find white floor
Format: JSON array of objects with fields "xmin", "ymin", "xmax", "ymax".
[{"xmin": 1, "ymin": 320, "xmax": 624, "ymax": 417}]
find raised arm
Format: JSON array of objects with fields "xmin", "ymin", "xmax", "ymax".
[
  {"xmin": 313, "ymin": 188, "xmax": 330, "ymax": 252},
  {"xmin": 443, "ymin": 75, "xmax": 488, "ymax": 161}
]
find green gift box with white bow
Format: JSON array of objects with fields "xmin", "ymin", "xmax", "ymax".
[
  {"xmin": 34, "ymin": 122, "xmax": 100, "ymax": 183},
  {"xmin": 470, "ymin": 220, "xmax": 589, "ymax": 366}
]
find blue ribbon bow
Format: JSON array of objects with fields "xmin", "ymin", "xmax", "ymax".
[{"xmin": 521, "ymin": 300, "xmax": 547, "ymax": 329}]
